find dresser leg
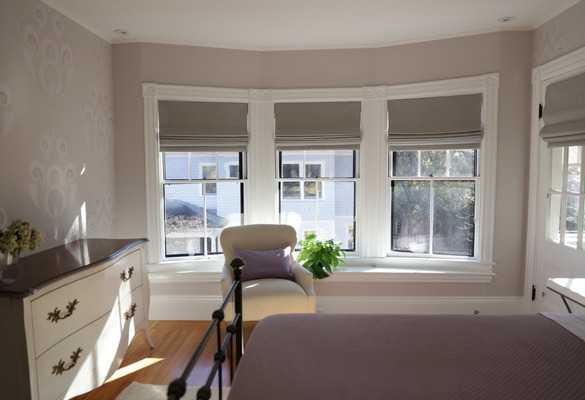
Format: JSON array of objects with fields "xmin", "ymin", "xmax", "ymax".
[{"xmin": 145, "ymin": 325, "xmax": 155, "ymax": 348}]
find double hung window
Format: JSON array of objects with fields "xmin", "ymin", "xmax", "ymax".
[
  {"xmin": 388, "ymin": 94, "xmax": 484, "ymax": 258},
  {"xmin": 275, "ymin": 102, "xmax": 360, "ymax": 251},
  {"xmin": 157, "ymin": 100, "xmax": 247, "ymax": 258}
]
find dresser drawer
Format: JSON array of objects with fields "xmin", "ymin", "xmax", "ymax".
[
  {"xmin": 35, "ymin": 311, "xmax": 122, "ymax": 400},
  {"xmin": 30, "ymin": 250, "xmax": 143, "ymax": 357},
  {"xmin": 111, "ymin": 249, "xmax": 143, "ymax": 295},
  {"xmin": 119, "ymin": 287, "xmax": 146, "ymax": 346}
]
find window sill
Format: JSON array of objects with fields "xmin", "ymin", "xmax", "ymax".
[{"xmin": 147, "ymin": 256, "xmax": 494, "ymax": 284}]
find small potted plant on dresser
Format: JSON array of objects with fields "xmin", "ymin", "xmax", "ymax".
[{"xmin": 297, "ymin": 234, "xmax": 345, "ymax": 279}]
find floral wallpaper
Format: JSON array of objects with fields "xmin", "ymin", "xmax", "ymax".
[
  {"xmin": 0, "ymin": 0, "xmax": 116, "ymax": 255},
  {"xmin": 533, "ymin": 0, "xmax": 585, "ymax": 66}
]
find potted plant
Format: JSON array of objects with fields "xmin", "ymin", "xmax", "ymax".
[{"xmin": 297, "ymin": 234, "xmax": 345, "ymax": 279}]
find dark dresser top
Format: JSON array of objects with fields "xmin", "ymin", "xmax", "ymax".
[{"xmin": 0, "ymin": 238, "xmax": 147, "ymax": 298}]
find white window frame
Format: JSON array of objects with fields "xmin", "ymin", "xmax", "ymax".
[
  {"xmin": 143, "ymin": 84, "xmax": 251, "ymax": 266},
  {"xmin": 383, "ymin": 75, "xmax": 499, "ymax": 267},
  {"xmin": 143, "ymin": 77, "xmax": 498, "ymax": 281}
]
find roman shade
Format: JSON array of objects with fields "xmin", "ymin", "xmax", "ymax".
[
  {"xmin": 274, "ymin": 102, "xmax": 362, "ymax": 150},
  {"xmin": 388, "ymin": 94, "xmax": 483, "ymax": 150},
  {"xmin": 158, "ymin": 100, "xmax": 248, "ymax": 152},
  {"xmin": 540, "ymin": 72, "xmax": 585, "ymax": 148}
]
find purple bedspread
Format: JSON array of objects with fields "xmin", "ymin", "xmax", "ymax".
[{"xmin": 228, "ymin": 313, "xmax": 585, "ymax": 399}]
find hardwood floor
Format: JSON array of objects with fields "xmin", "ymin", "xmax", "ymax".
[{"xmin": 71, "ymin": 320, "xmax": 257, "ymax": 400}]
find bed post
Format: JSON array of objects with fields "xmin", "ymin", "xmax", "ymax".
[{"xmin": 231, "ymin": 257, "xmax": 245, "ymax": 365}]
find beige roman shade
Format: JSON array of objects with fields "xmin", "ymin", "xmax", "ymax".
[
  {"xmin": 274, "ymin": 102, "xmax": 362, "ymax": 150},
  {"xmin": 388, "ymin": 94, "xmax": 483, "ymax": 150},
  {"xmin": 540, "ymin": 72, "xmax": 585, "ymax": 148},
  {"xmin": 158, "ymin": 100, "xmax": 248, "ymax": 152}
]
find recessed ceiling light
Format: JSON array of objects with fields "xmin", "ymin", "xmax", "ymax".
[
  {"xmin": 114, "ymin": 29, "xmax": 129, "ymax": 36},
  {"xmin": 498, "ymin": 16, "xmax": 516, "ymax": 23}
]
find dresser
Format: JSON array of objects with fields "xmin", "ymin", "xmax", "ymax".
[{"xmin": 0, "ymin": 238, "xmax": 153, "ymax": 400}]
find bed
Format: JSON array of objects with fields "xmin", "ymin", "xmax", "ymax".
[
  {"xmin": 166, "ymin": 259, "xmax": 585, "ymax": 400},
  {"xmin": 227, "ymin": 312, "xmax": 585, "ymax": 399}
]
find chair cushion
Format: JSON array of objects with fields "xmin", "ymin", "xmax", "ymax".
[
  {"xmin": 235, "ymin": 246, "xmax": 293, "ymax": 282},
  {"xmin": 242, "ymin": 278, "xmax": 313, "ymax": 320}
]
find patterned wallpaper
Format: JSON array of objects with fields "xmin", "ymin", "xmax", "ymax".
[
  {"xmin": 0, "ymin": 0, "xmax": 116, "ymax": 254},
  {"xmin": 533, "ymin": 0, "xmax": 585, "ymax": 66}
]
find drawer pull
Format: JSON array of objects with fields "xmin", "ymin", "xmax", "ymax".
[
  {"xmin": 124, "ymin": 303, "xmax": 137, "ymax": 320},
  {"xmin": 47, "ymin": 299, "xmax": 80, "ymax": 323},
  {"xmin": 120, "ymin": 266, "xmax": 135, "ymax": 282},
  {"xmin": 51, "ymin": 347, "xmax": 83, "ymax": 375}
]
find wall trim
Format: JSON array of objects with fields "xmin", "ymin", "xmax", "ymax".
[{"xmin": 149, "ymin": 294, "xmax": 525, "ymax": 320}]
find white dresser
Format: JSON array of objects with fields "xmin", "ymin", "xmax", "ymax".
[{"xmin": 0, "ymin": 239, "xmax": 153, "ymax": 400}]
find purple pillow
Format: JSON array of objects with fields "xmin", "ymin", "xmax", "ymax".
[{"xmin": 234, "ymin": 246, "xmax": 293, "ymax": 282}]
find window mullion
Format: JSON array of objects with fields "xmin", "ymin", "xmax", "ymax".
[{"xmin": 429, "ymin": 178, "xmax": 435, "ymax": 256}]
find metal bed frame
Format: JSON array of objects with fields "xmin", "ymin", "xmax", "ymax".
[{"xmin": 167, "ymin": 257, "xmax": 244, "ymax": 400}]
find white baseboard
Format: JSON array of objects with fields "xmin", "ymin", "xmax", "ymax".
[
  {"xmin": 316, "ymin": 295, "xmax": 525, "ymax": 315},
  {"xmin": 149, "ymin": 294, "xmax": 526, "ymax": 320}
]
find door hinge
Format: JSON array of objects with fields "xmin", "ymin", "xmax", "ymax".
[
  {"xmin": 532, "ymin": 285, "xmax": 536, "ymax": 301},
  {"xmin": 539, "ymin": 104, "xmax": 543, "ymax": 119}
]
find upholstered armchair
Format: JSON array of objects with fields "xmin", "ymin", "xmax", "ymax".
[{"xmin": 220, "ymin": 224, "xmax": 316, "ymax": 321}]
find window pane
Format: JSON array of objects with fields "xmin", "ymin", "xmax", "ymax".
[
  {"xmin": 567, "ymin": 146, "xmax": 581, "ymax": 193},
  {"xmin": 218, "ymin": 152, "xmax": 241, "ymax": 179},
  {"xmin": 550, "ymin": 147, "xmax": 564, "ymax": 191},
  {"xmin": 433, "ymin": 181, "xmax": 475, "ymax": 257},
  {"xmin": 392, "ymin": 151, "xmax": 418, "ymax": 177},
  {"xmin": 566, "ymin": 195, "xmax": 579, "ymax": 249},
  {"xmin": 163, "ymin": 182, "xmax": 242, "ymax": 257},
  {"xmin": 391, "ymin": 180, "xmax": 430, "ymax": 254},
  {"xmin": 421, "ymin": 150, "xmax": 446, "ymax": 177},
  {"xmin": 332, "ymin": 150, "xmax": 355, "ymax": 178},
  {"xmin": 282, "ymin": 182, "xmax": 301, "ymax": 199},
  {"xmin": 164, "ymin": 183, "xmax": 205, "ymax": 256},
  {"xmin": 330, "ymin": 181, "xmax": 355, "ymax": 250},
  {"xmin": 448, "ymin": 149, "xmax": 476, "ymax": 177},
  {"xmin": 305, "ymin": 164, "xmax": 321, "ymax": 178},
  {"xmin": 190, "ymin": 152, "xmax": 215, "ymax": 179},
  {"xmin": 282, "ymin": 164, "xmax": 300, "ymax": 178},
  {"xmin": 163, "ymin": 152, "xmax": 190, "ymax": 180},
  {"xmin": 549, "ymin": 193, "xmax": 562, "ymax": 243},
  {"xmin": 304, "ymin": 181, "xmax": 323, "ymax": 199}
]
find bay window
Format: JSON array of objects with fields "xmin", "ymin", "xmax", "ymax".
[{"xmin": 143, "ymin": 75, "xmax": 498, "ymax": 276}]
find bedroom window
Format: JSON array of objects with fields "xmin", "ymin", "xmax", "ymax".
[
  {"xmin": 163, "ymin": 151, "xmax": 244, "ymax": 257},
  {"xmin": 275, "ymin": 101, "xmax": 361, "ymax": 252},
  {"xmin": 387, "ymin": 93, "xmax": 484, "ymax": 259},
  {"xmin": 390, "ymin": 149, "xmax": 477, "ymax": 256},
  {"xmin": 278, "ymin": 150, "xmax": 357, "ymax": 251},
  {"xmin": 548, "ymin": 146, "xmax": 585, "ymax": 249},
  {"xmin": 154, "ymin": 98, "xmax": 248, "ymax": 259}
]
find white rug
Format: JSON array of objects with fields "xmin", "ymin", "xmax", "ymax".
[{"xmin": 116, "ymin": 382, "xmax": 230, "ymax": 400}]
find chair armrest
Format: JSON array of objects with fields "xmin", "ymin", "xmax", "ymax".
[{"xmin": 290, "ymin": 261, "xmax": 316, "ymax": 297}]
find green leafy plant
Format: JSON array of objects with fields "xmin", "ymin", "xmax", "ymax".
[{"xmin": 297, "ymin": 234, "xmax": 345, "ymax": 279}]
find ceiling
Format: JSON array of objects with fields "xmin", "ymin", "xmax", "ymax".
[{"xmin": 41, "ymin": 0, "xmax": 580, "ymax": 51}]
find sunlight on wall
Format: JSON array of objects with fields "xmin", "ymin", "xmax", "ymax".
[{"xmin": 65, "ymin": 202, "xmax": 87, "ymax": 243}]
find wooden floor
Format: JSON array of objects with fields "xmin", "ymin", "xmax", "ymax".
[{"xmin": 71, "ymin": 320, "xmax": 257, "ymax": 400}]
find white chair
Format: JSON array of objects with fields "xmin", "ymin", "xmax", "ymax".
[{"xmin": 220, "ymin": 224, "xmax": 316, "ymax": 321}]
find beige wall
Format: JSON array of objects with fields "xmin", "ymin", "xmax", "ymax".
[
  {"xmin": 114, "ymin": 31, "xmax": 533, "ymax": 297},
  {"xmin": 0, "ymin": 0, "xmax": 115, "ymax": 255}
]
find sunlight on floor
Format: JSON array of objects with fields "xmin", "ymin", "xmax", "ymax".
[{"xmin": 106, "ymin": 358, "xmax": 164, "ymax": 382}]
